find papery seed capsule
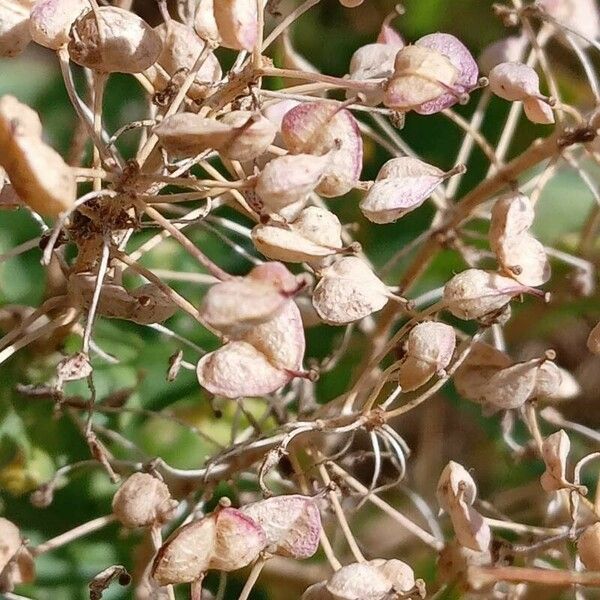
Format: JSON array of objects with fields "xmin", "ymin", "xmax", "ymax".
[
  {"xmin": 0, "ymin": 95, "xmax": 76, "ymax": 217},
  {"xmin": 194, "ymin": 0, "xmax": 220, "ymax": 42},
  {"xmin": 532, "ymin": 361, "xmax": 563, "ymax": 400},
  {"xmin": 241, "ymin": 495, "xmax": 322, "ymax": 559},
  {"xmin": 214, "ymin": 0, "xmax": 258, "ymax": 51},
  {"xmin": 578, "ymin": 523, "xmax": 600, "ymax": 570},
  {"xmin": 540, "ymin": 429, "xmax": 571, "ymax": 492},
  {"xmin": 151, "ymin": 20, "xmax": 221, "ymax": 100},
  {"xmin": 587, "ymin": 321, "xmax": 600, "ymax": 354},
  {"xmin": 0, "ymin": 0, "xmax": 31, "ymax": 57},
  {"xmin": 219, "ymin": 111, "xmax": 278, "ymax": 162},
  {"xmin": 437, "ymin": 461, "xmax": 477, "ymax": 513},
  {"xmin": 312, "ymin": 256, "xmax": 390, "ymax": 325},
  {"xmin": 69, "ymin": 7, "xmax": 162, "ymax": 73},
  {"xmin": 326, "ymin": 562, "xmax": 392, "ymax": 600},
  {"xmin": 29, "ymin": 0, "xmax": 88, "ymax": 50},
  {"xmin": 0, "ymin": 518, "xmax": 35, "ymax": 591},
  {"xmin": 129, "ymin": 284, "xmax": 177, "ymax": 325},
  {"xmin": 281, "ymin": 101, "xmax": 363, "ymax": 197},
  {"xmin": 523, "ymin": 96, "xmax": 555, "ymax": 124},
  {"xmin": 347, "ymin": 43, "xmax": 398, "ymax": 105},
  {"xmin": 112, "ymin": 473, "xmax": 178, "ymax": 529},
  {"xmin": 479, "ymin": 35, "xmax": 528, "ymax": 75},
  {"xmin": 488, "ymin": 61, "xmax": 542, "ymax": 102}
]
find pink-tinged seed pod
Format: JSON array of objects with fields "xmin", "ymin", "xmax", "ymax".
[
  {"xmin": 0, "ymin": 95, "xmax": 76, "ymax": 217},
  {"xmin": 384, "ymin": 45, "xmax": 459, "ymax": 112},
  {"xmin": 151, "ymin": 21, "xmax": 221, "ymax": 101},
  {"xmin": 478, "ymin": 35, "xmax": 528, "ymax": 75},
  {"xmin": 0, "ymin": 1, "xmax": 31, "ymax": 57},
  {"xmin": 29, "ymin": 0, "xmax": 88, "ymax": 50},
  {"xmin": 241, "ymin": 494, "xmax": 322, "ymax": 559},
  {"xmin": 112, "ymin": 473, "xmax": 178, "ymax": 529},
  {"xmin": 252, "ymin": 206, "xmax": 343, "ymax": 265},
  {"xmin": 376, "ymin": 21, "xmax": 404, "ymax": 47},
  {"xmin": 360, "ymin": 156, "xmax": 449, "ymax": 224},
  {"xmin": 538, "ymin": 0, "xmax": 600, "ymax": 48},
  {"xmin": 68, "ymin": 7, "xmax": 162, "ymax": 73},
  {"xmin": 152, "ymin": 515, "xmax": 217, "ymax": 585},
  {"xmin": 397, "ymin": 321, "xmax": 456, "ymax": 391},
  {"xmin": 488, "ymin": 61, "xmax": 541, "ymax": 102},
  {"xmin": 263, "ymin": 99, "xmax": 301, "ymax": 131},
  {"xmin": 194, "ymin": 0, "xmax": 220, "ymax": 43},
  {"xmin": 312, "ymin": 256, "xmax": 390, "ymax": 325},
  {"xmin": 281, "ymin": 101, "xmax": 363, "ymax": 197},
  {"xmin": 414, "ymin": 33, "xmax": 479, "ymax": 115},
  {"xmin": 347, "ymin": 43, "xmax": 398, "ymax": 105},
  {"xmin": 578, "ymin": 523, "xmax": 600, "ymax": 570},
  {"xmin": 200, "ymin": 263, "xmax": 299, "ymax": 337},
  {"xmin": 219, "ymin": 111, "xmax": 278, "ymax": 161},
  {"xmin": 587, "ymin": 321, "xmax": 600, "ymax": 354},
  {"xmin": 209, "ymin": 507, "xmax": 266, "ymax": 571},
  {"xmin": 443, "ymin": 269, "xmax": 532, "ymax": 321},
  {"xmin": 213, "ymin": 0, "xmax": 258, "ymax": 51},
  {"xmin": 540, "ymin": 430, "xmax": 572, "ymax": 492},
  {"xmin": 523, "ymin": 96, "xmax": 555, "ymax": 124},
  {"xmin": 454, "ymin": 342, "xmax": 512, "ymax": 404},
  {"xmin": 0, "ymin": 518, "xmax": 35, "ymax": 592},
  {"xmin": 255, "ymin": 153, "xmax": 331, "ymax": 214}
]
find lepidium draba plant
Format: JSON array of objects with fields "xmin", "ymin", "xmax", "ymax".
[{"xmin": 2, "ymin": 0, "xmax": 600, "ymax": 598}]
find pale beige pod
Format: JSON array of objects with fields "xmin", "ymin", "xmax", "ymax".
[
  {"xmin": 213, "ymin": 0, "xmax": 259, "ymax": 52},
  {"xmin": 29, "ymin": 0, "xmax": 88, "ymax": 50},
  {"xmin": 0, "ymin": 518, "xmax": 35, "ymax": 591},
  {"xmin": 578, "ymin": 523, "xmax": 600, "ymax": 570},
  {"xmin": 69, "ymin": 7, "xmax": 162, "ymax": 73},
  {"xmin": 0, "ymin": 0, "xmax": 31, "ymax": 57},
  {"xmin": 194, "ymin": 0, "xmax": 220, "ymax": 42},
  {"xmin": 0, "ymin": 95, "xmax": 76, "ymax": 217}
]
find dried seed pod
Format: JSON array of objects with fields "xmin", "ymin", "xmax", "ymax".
[
  {"xmin": 370, "ymin": 558, "xmax": 416, "ymax": 594},
  {"xmin": 359, "ymin": 157, "xmax": 449, "ymax": 224},
  {"xmin": 68, "ymin": 7, "xmax": 162, "ymax": 73},
  {"xmin": 112, "ymin": 473, "xmax": 178, "ymax": 528},
  {"xmin": 587, "ymin": 321, "xmax": 600, "ymax": 354},
  {"xmin": 443, "ymin": 269, "xmax": 530, "ymax": 321},
  {"xmin": 219, "ymin": 111, "xmax": 278, "ymax": 162},
  {"xmin": 384, "ymin": 44, "xmax": 459, "ymax": 112},
  {"xmin": 0, "ymin": 95, "xmax": 76, "ymax": 217},
  {"xmin": 213, "ymin": 0, "xmax": 258, "ymax": 51},
  {"xmin": 312, "ymin": 256, "xmax": 390, "ymax": 325},
  {"xmin": 209, "ymin": 507, "xmax": 266, "ymax": 571},
  {"xmin": 532, "ymin": 361, "xmax": 564, "ymax": 400},
  {"xmin": 29, "ymin": 0, "xmax": 88, "ymax": 50},
  {"xmin": 326, "ymin": 562, "xmax": 393, "ymax": 600},
  {"xmin": 0, "ymin": 518, "xmax": 35, "ymax": 592},
  {"xmin": 151, "ymin": 21, "xmax": 221, "ymax": 100},
  {"xmin": 152, "ymin": 515, "xmax": 217, "ymax": 585},
  {"xmin": 538, "ymin": 0, "xmax": 600, "ymax": 48},
  {"xmin": 194, "ymin": 0, "xmax": 220, "ymax": 42},
  {"xmin": 523, "ymin": 96, "xmax": 555, "ymax": 124},
  {"xmin": 0, "ymin": 0, "xmax": 31, "ymax": 57},
  {"xmin": 200, "ymin": 262, "xmax": 299, "ymax": 336},
  {"xmin": 490, "ymin": 192, "xmax": 535, "ymax": 238},
  {"xmin": 376, "ymin": 21, "xmax": 404, "ymax": 47},
  {"xmin": 255, "ymin": 153, "xmax": 331, "ymax": 214},
  {"xmin": 129, "ymin": 284, "xmax": 177, "ymax": 325},
  {"xmin": 488, "ymin": 61, "xmax": 541, "ymax": 101},
  {"xmin": 437, "ymin": 461, "xmax": 477, "ymax": 513},
  {"xmin": 347, "ymin": 43, "xmax": 398, "ymax": 105},
  {"xmin": 281, "ymin": 101, "xmax": 363, "ymax": 197},
  {"xmin": 397, "ymin": 321, "xmax": 456, "ymax": 391},
  {"xmin": 578, "ymin": 523, "xmax": 600, "ymax": 570},
  {"xmin": 251, "ymin": 206, "xmax": 344, "ymax": 265},
  {"xmin": 540, "ymin": 429, "xmax": 572, "ymax": 492},
  {"xmin": 478, "ymin": 35, "xmax": 528, "ymax": 74},
  {"xmin": 241, "ymin": 495, "xmax": 322, "ymax": 559}
]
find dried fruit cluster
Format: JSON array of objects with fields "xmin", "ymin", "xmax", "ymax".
[{"xmin": 1, "ymin": 0, "xmax": 600, "ymax": 598}]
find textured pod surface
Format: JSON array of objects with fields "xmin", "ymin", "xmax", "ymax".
[
  {"xmin": 29, "ymin": 0, "xmax": 88, "ymax": 50},
  {"xmin": 326, "ymin": 562, "xmax": 391, "ymax": 600},
  {"xmin": 213, "ymin": 0, "xmax": 258, "ymax": 51},
  {"xmin": 69, "ymin": 7, "xmax": 162, "ymax": 73},
  {"xmin": 219, "ymin": 111, "xmax": 277, "ymax": 162},
  {"xmin": 578, "ymin": 523, "xmax": 600, "ymax": 570},
  {"xmin": 0, "ymin": 0, "xmax": 31, "ymax": 57},
  {"xmin": 540, "ymin": 429, "xmax": 571, "ymax": 492},
  {"xmin": 241, "ymin": 494, "xmax": 322, "ymax": 559},
  {"xmin": 488, "ymin": 61, "xmax": 541, "ymax": 102}
]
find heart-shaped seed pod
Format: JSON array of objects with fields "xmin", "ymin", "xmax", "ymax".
[
  {"xmin": 587, "ymin": 322, "xmax": 600, "ymax": 354},
  {"xmin": 478, "ymin": 35, "xmax": 528, "ymax": 74},
  {"xmin": 255, "ymin": 153, "xmax": 331, "ymax": 214},
  {"xmin": 413, "ymin": 32, "xmax": 479, "ymax": 114},
  {"xmin": 488, "ymin": 61, "xmax": 542, "ymax": 102},
  {"xmin": 112, "ymin": 473, "xmax": 178, "ymax": 528},
  {"xmin": 540, "ymin": 429, "xmax": 572, "ymax": 492},
  {"xmin": 213, "ymin": 0, "xmax": 258, "ymax": 51},
  {"xmin": 0, "ymin": 518, "xmax": 35, "ymax": 592},
  {"xmin": 240, "ymin": 494, "xmax": 322, "ymax": 559},
  {"xmin": 251, "ymin": 206, "xmax": 344, "ymax": 265},
  {"xmin": 443, "ymin": 269, "xmax": 531, "ymax": 321},
  {"xmin": 312, "ymin": 256, "xmax": 390, "ymax": 325},
  {"xmin": 200, "ymin": 262, "xmax": 299, "ymax": 337},
  {"xmin": 281, "ymin": 101, "xmax": 363, "ymax": 197},
  {"xmin": 0, "ymin": 0, "xmax": 31, "ymax": 57},
  {"xmin": 29, "ymin": 0, "xmax": 88, "ymax": 50},
  {"xmin": 360, "ymin": 156, "xmax": 450, "ymax": 224},
  {"xmin": 150, "ymin": 21, "xmax": 221, "ymax": 101},
  {"xmin": 0, "ymin": 95, "xmax": 76, "ymax": 217},
  {"xmin": 454, "ymin": 342, "xmax": 512, "ymax": 403},
  {"xmin": 209, "ymin": 507, "xmax": 266, "ymax": 571},
  {"xmin": 397, "ymin": 321, "xmax": 456, "ymax": 391},
  {"xmin": 68, "ymin": 7, "xmax": 162, "ymax": 73},
  {"xmin": 152, "ymin": 515, "xmax": 217, "ymax": 585},
  {"xmin": 129, "ymin": 284, "xmax": 177, "ymax": 325},
  {"xmin": 384, "ymin": 45, "xmax": 459, "ymax": 112},
  {"xmin": 538, "ymin": 0, "xmax": 600, "ymax": 48},
  {"xmin": 578, "ymin": 523, "xmax": 600, "ymax": 570},
  {"xmin": 194, "ymin": 0, "xmax": 220, "ymax": 43},
  {"xmin": 218, "ymin": 111, "xmax": 278, "ymax": 161},
  {"xmin": 436, "ymin": 461, "xmax": 477, "ymax": 513},
  {"xmin": 347, "ymin": 43, "xmax": 399, "ymax": 105}
]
